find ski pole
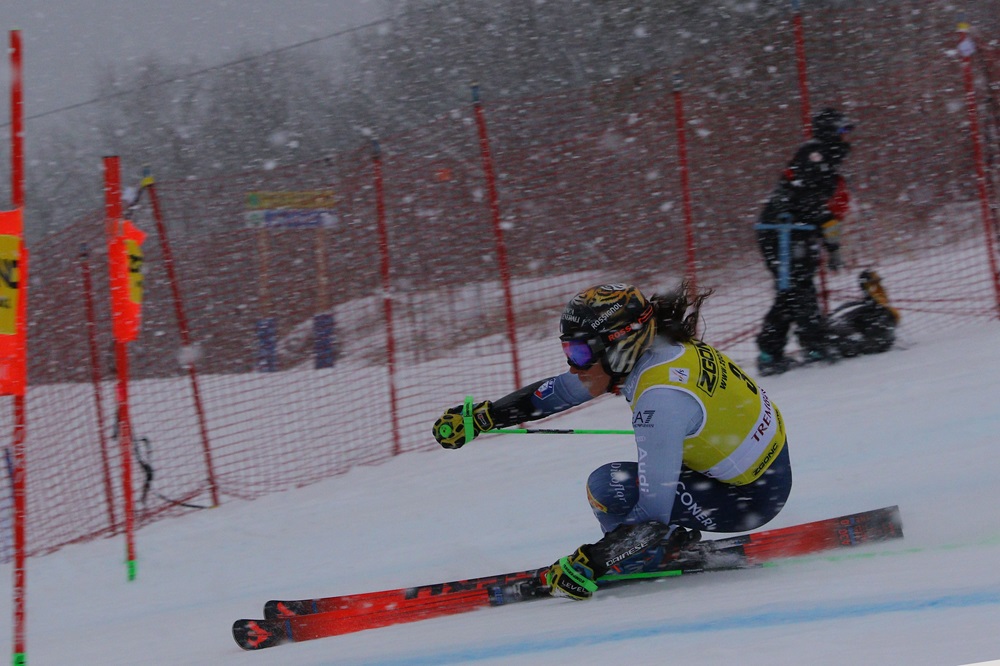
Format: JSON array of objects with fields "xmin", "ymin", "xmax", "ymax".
[
  {"xmin": 462, "ymin": 396, "xmax": 633, "ymax": 435},
  {"xmin": 462, "ymin": 396, "xmax": 476, "ymax": 445},
  {"xmin": 489, "ymin": 427, "xmax": 634, "ymax": 435}
]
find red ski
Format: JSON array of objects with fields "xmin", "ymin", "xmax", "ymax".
[{"xmin": 233, "ymin": 505, "xmax": 902, "ymax": 650}]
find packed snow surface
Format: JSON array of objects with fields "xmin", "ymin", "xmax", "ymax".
[{"xmin": 3, "ymin": 326, "xmax": 1000, "ymax": 665}]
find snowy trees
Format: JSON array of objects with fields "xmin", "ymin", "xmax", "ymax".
[
  {"xmin": 346, "ymin": 0, "xmax": 784, "ymax": 128},
  {"xmin": 5, "ymin": 0, "xmax": 801, "ymax": 237},
  {"xmin": 8, "ymin": 0, "xmax": 998, "ymax": 237}
]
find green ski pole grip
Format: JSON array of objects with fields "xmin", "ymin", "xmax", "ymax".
[{"xmin": 462, "ymin": 395, "xmax": 475, "ymax": 445}]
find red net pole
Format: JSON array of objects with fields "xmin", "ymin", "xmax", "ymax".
[
  {"xmin": 10, "ymin": 32, "xmax": 23, "ymax": 210},
  {"xmin": 10, "ymin": 402, "xmax": 25, "ymax": 665},
  {"xmin": 672, "ymin": 75, "xmax": 699, "ymax": 291},
  {"xmin": 9, "ymin": 28, "xmax": 28, "ymax": 666},
  {"xmin": 372, "ymin": 141, "xmax": 403, "ymax": 457},
  {"xmin": 104, "ymin": 156, "xmax": 138, "ymax": 581},
  {"xmin": 791, "ymin": 0, "xmax": 813, "ymax": 140},
  {"xmin": 471, "ymin": 85, "xmax": 522, "ymax": 390},
  {"xmin": 791, "ymin": 0, "xmax": 832, "ymax": 314},
  {"xmin": 143, "ymin": 172, "xmax": 220, "ymax": 505},
  {"xmin": 79, "ymin": 245, "xmax": 118, "ymax": 531},
  {"xmin": 114, "ymin": 339, "xmax": 136, "ymax": 580},
  {"xmin": 957, "ymin": 22, "xmax": 1000, "ymax": 318}
]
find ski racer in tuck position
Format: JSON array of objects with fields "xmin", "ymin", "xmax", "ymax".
[{"xmin": 432, "ymin": 282, "xmax": 792, "ymax": 600}]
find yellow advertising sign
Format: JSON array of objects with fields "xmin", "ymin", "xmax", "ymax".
[
  {"xmin": 0, "ymin": 234, "xmax": 20, "ymax": 336},
  {"xmin": 0, "ymin": 208, "xmax": 26, "ymax": 396},
  {"xmin": 108, "ymin": 219, "xmax": 146, "ymax": 343},
  {"xmin": 246, "ymin": 190, "xmax": 336, "ymax": 210},
  {"xmin": 125, "ymin": 237, "xmax": 144, "ymax": 305}
]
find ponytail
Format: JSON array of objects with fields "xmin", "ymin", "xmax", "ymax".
[{"xmin": 650, "ymin": 280, "xmax": 714, "ymax": 343}]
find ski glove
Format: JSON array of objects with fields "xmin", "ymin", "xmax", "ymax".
[
  {"xmin": 432, "ymin": 400, "xmax": 495, "ymax": 449},
  {"xmin": 546, "ymin": 546, "xmax": 599, "ymax": 601}
]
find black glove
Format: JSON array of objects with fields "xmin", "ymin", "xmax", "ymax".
[{"xmin": 432, "ymin": 400, "xmax": 495, "ymax": 449}]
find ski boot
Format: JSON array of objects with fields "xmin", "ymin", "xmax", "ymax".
[
  {"xmin": 607, "ymin": 525, "xmax": 703, "ymax": 574},
  {"xmin": 757, "ymin": 351, "xmax": 792, "ymax": 376}
]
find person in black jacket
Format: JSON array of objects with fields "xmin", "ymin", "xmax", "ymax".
[{"xmin": 755, "ymin": 107, "xmax": 854, "ymax": 376}]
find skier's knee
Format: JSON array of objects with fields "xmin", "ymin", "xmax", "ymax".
[{"xmin": 586, "ymin": 462, "xmax": 639, "ymax": 532}]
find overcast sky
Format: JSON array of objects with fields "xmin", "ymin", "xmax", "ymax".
[{"xmin": 1, "ymin": 0, "xmax": 385, "ymax": 123}]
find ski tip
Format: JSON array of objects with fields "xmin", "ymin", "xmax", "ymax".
[
  {"xmin": 263, "ymin": 600, "xmax": 282, "ymax": 619},
  {"xmin": 232, "ymin": 618, "xmax": 287, "ymax": 650},
  {"xmin": 264, "ymin": 599, "xmax": 311, "ymax": 619}
]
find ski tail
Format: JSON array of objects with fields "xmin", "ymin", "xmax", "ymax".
[
  {"xmin": 238, "ymin": 588, "xmax": 511, "ymax": 650},
  {"xmin": 263, "ymin": 568, "xmax": 544, "ymax": 619}
]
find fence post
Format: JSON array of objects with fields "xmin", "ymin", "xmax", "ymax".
[
  {"xmin": 78, "ymin": 244, "xmax": 118, "ymax": 530},
  {"xmin": 8, "ymin": 29, "xmax": 29, "ymax": 666},
  {"xmin": 791, "ymin": 0, "xmax": 813, "ymax": 140},
  {"xmin": 672, "ymin": 74, "xmax": 699, "ymax": 290},
  {"xmin": 789, "ymin": 0, "xmax": 834, "ymax": 315},
  {"xmin": 471, "ymin": 84, "xmax": 522, "ymax": 390},
  {"xmin": 104, "ymin": 155, "xmax": 142, "ymax": 581},
  {"xmin": 142, "ymin": 172, "xmax": 220, "ymax": 506},
  {"xmin": 956, "ymin": 21, "xmax": 1000, "ymax": 317},
  {"xmin": 313, "ymin": 216, "xmax": 335, "ymax": 369},
  {"xmin": 372, "ymin": 141, "xmax": 403, "ymax": 456}
]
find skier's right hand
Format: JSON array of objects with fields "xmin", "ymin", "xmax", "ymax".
[
  {"xmin": 432, "ymin": 400, "xmax": 495, "ymax": 449},
  {"xmin": 546, "ymin": 546, "xmax": 598, "ymax": 601}
]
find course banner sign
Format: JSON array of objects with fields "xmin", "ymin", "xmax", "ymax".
[{"xmin": 245, "ymin": 191, "xmax": 338, "ymax": 229}]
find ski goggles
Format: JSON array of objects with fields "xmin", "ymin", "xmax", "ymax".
[{"xmin": 561, "ymin": 336, "xmax": 604, "ymax": 370}]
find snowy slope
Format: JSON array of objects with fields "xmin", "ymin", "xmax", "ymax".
[{"xmin": 2, "ymin": 325, "xmax": 1000, "ymax": 665}]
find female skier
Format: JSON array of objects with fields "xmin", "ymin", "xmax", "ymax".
[{"xmin": 432, "ymin": 282, "xmax": 792, "ymax": 600}]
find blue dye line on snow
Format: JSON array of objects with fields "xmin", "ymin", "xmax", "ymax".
[{"xmin": 341, "ymin": 587, "xmax": 1000, "ymax": 666}]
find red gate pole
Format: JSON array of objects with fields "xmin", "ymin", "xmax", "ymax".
[
  {"xmin": 791, "ymin": 0, "xmax": 813, "ymax": 139},
  {"xmin": 957, "ymin": 21, "xmax": 1000, "ymax": 317},
  {"xmin": 142, "ymin": 171, "xmax": 220, "ymax": 505},
  {"xmin": 672, "ymin": 74, "xmax": 699, "ymax": 291},
  {"xmin": 79, "ymin": 245, "xmax": 118, "ymax": 531},
  {"xmin": 371, "ymin": 141, "xmax": 403, "ymax": 456},
  {"xmin": 471, "ymin": 84, "xmax": 522, "ymax": 390},
  {"xmin": 104, "ymin": 156, "xmax": 138, "ymax": 581},
  {"xmin": 9, "ymin": 28, "xmax": 29, "ymax": 666},
  {"xmin": 790, "ymin": 0, "xmax": 832, "ymax": 315}
]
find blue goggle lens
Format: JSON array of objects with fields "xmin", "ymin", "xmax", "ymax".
[{"xmin": 562, "ymin": 338, "xmax": 598, "ymax": 369}]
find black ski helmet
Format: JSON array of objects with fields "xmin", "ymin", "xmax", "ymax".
[
  {"xmin": 812, "ymin": 107, "xmax": 854, "ymax": 140},
  {"xmin": 559, "ymin": 284, "xmax": 656, "ymax": 377}
]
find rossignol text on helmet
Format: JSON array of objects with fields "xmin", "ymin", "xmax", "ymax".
[{"xmin": 559, "ymin": 284, "xmax": 656, "ymax": 377}]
